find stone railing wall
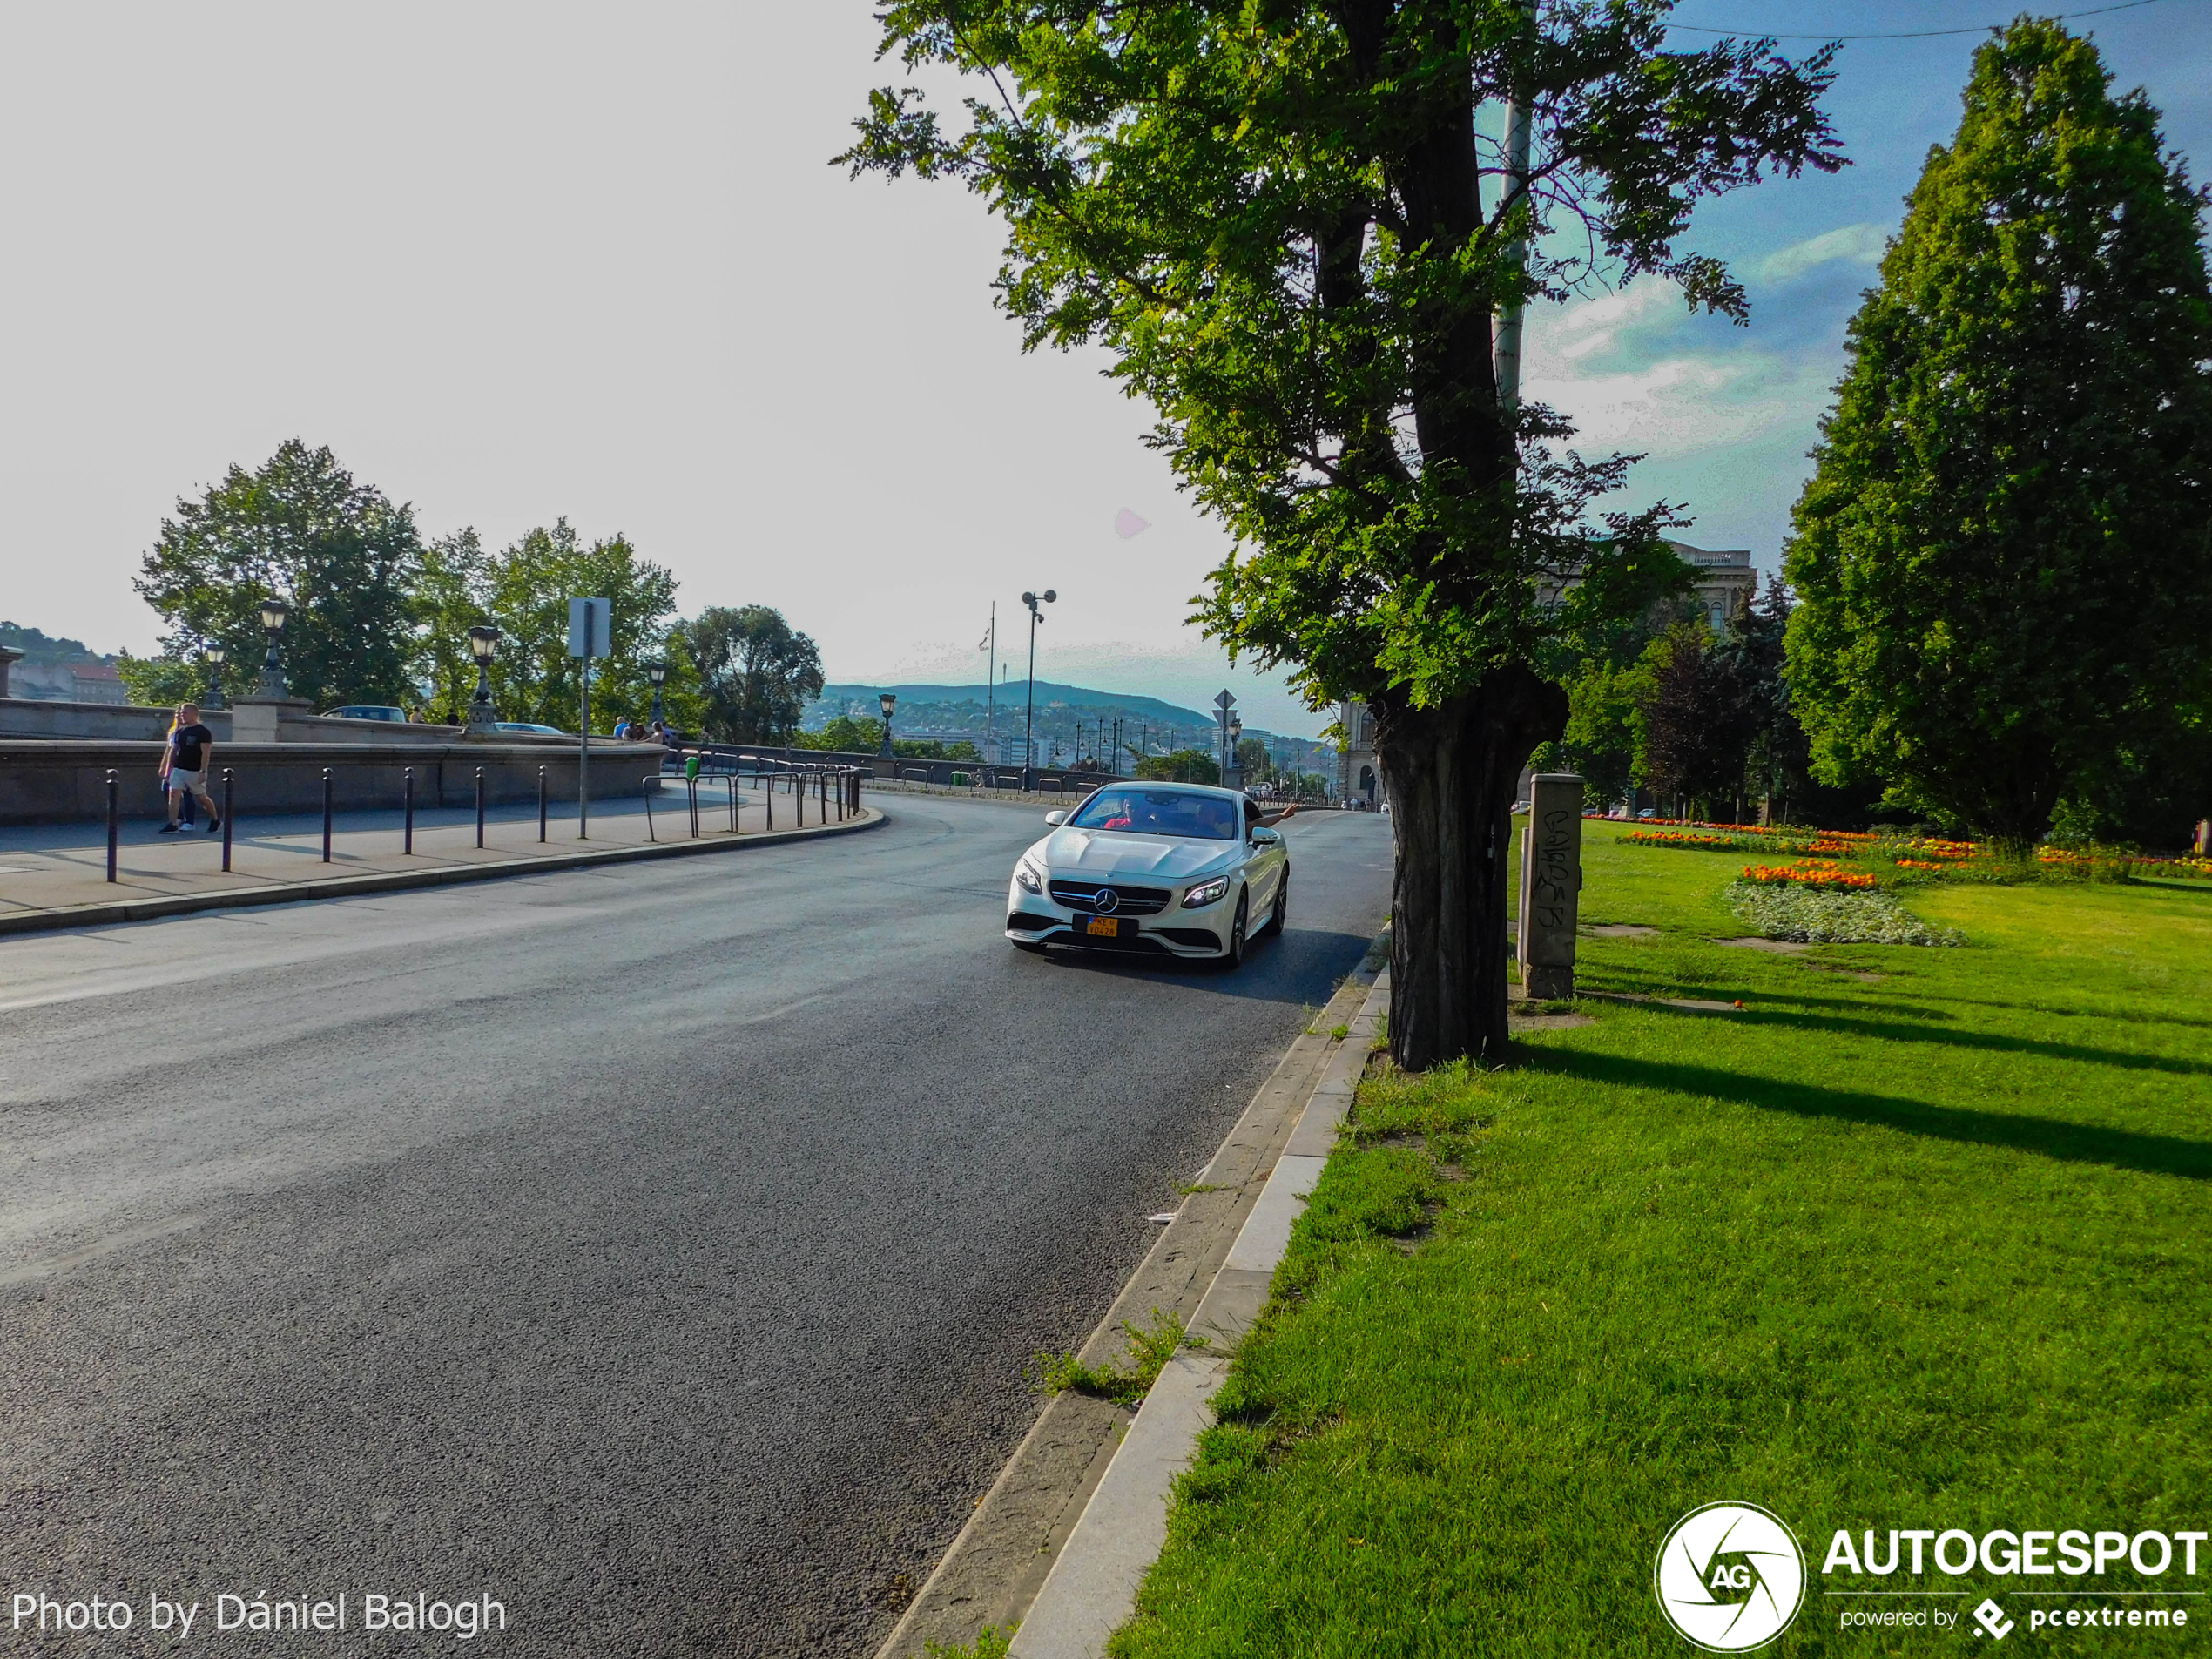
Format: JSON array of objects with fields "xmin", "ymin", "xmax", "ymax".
[{"xmin": 0, "ymin": 739, "xmax": 665, "ymax": 826}]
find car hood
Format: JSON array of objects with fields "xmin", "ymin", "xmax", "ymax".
[{"xmin": 1030, "ymin": 827, "xmax": 1238, "ymax": 882}]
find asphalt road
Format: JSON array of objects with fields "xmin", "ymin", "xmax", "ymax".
[{"xmin": 0, "ymin": 793, "xmax": 1393, "ymax": 1656}]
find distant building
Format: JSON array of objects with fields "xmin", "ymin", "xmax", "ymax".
[
  {"xmin": 1335, "ymin": 700, "xmax": 1382, "ymax": 809},
  {"xmin": 1535, "ymin": 538, "xmax": 1757, "ymax": 631},
  {"xmin": 8, "ymin": 658, "xmax": 127, "ymax": 704},
  {"xmin": 1669, "ymin": 541, "xmax": 1757, "ymax": 631}
]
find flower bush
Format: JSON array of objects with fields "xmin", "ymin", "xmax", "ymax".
[
  {"xmin": 1621, "ymin": 830, "xmax": 1757, "ymax": 851},
  {"xmin": 1741, "ymin": 860, "xmax": 1879, "ymax": 890},
  {"xmin": 1726, "ymin": 880, "xmax": 1965, "ymax": 947}
]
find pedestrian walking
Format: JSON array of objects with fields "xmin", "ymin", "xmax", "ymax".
[
  {"xmin": 158, "ymin": 708, "xmax": 197, "ymax": 825},
  {"xmin": 158, "ymin": 703, "xmax": 220, "ymax": 833}
]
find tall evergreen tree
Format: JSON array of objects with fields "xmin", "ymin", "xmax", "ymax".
[{"xmin": 1784, "ymin": 21, "xmax": 2212, "ymax": 846}]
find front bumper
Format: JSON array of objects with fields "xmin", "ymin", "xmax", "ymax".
[{"xmin": 1005, "ymin": 874, "xmax": 1231, "ymax": 957}]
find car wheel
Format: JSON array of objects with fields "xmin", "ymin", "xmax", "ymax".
[
  {"xmin": 1219, "ymin": 893, "xmax": 1248, "ymax": 970},
  {"xmin": 1269, "ymin": 869, "xmax": 1289, "ymax": 935},
  {"xmin": 1011, "ymin": 938, "xmax": 1047, "ymax": 954}
]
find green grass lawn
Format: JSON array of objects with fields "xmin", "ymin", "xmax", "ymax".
[{"xmin": 1111, "ymin": 831, "xmax": 2212, "ymax": 1656}]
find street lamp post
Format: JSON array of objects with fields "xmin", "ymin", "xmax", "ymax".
[
  {"xmin": 879, "ymin": 691, "xmax": 897, "ymax": 759},
  {"xmin": 1020, "ymin": 589, "xmax": 1055, "ymax": 790},
  {"xmin": 256, "ymin": 598, "xmax": 290, "ymax": 697},
  {"xmin": 467, "ymin": 626, "xmax": 502, "ymax": 731},
  {"xmin": 1228, "ymin": 715, "xmax": 1244, "ymax": 792},
  {"xmin": 200, "ymin": 644, "xmax": 227, "ymax": 711},
  {"xmin": 647, "ymin": 659, "xmax": 668, "ymax": 726}
]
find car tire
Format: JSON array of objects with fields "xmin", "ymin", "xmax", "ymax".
[
  {"xmin": 1219, "ymin": 893, "xmax": 1248, "ymax": 970},
  {"xmin": 1011, "ymin": 938, "xmax": 1048, "ymax": 954},
  {"xmin": 1269, "ymin": 869, "xmax": 1289, "ymax": 935}
]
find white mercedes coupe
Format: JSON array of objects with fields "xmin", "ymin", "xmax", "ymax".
[{"xmin": 1004, "ymin": 783, "xmax": 1291, "ymax": 968}]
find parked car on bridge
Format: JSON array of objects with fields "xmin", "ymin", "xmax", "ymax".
[
  {"xmin": 1004, "ymin": 783, "xmax": 1290, "ymax": 968},
  {"xmin": 321, "ymin": 705, "xmax": 408, "ymax": 722}
]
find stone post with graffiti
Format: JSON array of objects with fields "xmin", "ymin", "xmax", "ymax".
[{"xmin": 1517, "ymin": 773, "xmax": 1584, "ymax": 1001}]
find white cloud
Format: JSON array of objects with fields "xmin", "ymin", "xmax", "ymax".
[
  {"xmin": 1545, "ymin": 279, "xmax": 1687, "ymax": 362},
  {"xmin": 1756, "ymin": 222, "xmax": 1888, "ymax": 284}
]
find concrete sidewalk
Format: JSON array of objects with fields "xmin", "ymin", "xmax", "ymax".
[{"xmin": 0, "ymin": 779, "xmax": 867, "ymax": 934}]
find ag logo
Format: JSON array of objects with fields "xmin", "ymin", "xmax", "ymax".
[{"xmin": 1654, "ymin": 1502, "xmax": 1806, "ymax": 1652}]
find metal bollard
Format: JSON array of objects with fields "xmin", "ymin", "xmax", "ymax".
[
  {"xmin": 765, "ymin": 769, "xmax": 773, "ymax": 832},
  {"xmin": 105, "ymin": 769, "xmax": 118, "ymax": 882},
  {"xmin": 475, "ymin": 766, "xmax": 486, "ymax": 848},
  {"xmin": 727, "ymin": 772, "xmax": 738, "ymax": 833},
  {"xmin": 797, "ymin": 770, "xmax": 806, "ymax": 829},
  {"xmin": 222, "ymin": 770, "xmax": 234, "ymax": 872},
  {"xmin": 403, "ymin": 767, "xmax": 415, "ymax": 854},
  {"xmin": 643, "ymin": 776, "xmax": 657, "ymax": 842},
  {"xmin": 322, "ymin": 768, "xmax": 333, "ymax": 862},
  {"xmin": 538, "ymin": 766, "xmax": 548, "ymax": 842},
  {"xmin": 687, "ymin": 774, "xmax": 698, "ymax": 838}
]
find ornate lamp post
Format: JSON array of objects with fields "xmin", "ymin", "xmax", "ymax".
[
  {"xmin": 256, "ymin": 598, "xmax": 290, "ymax": 697},
  {"xmin": 1020, "ymin": 589, "xmax": 1055, "ymax": 789},
  {"xmin": 200, "ymin": 644, "xmax": 227, "ymax": 711},
  {"xmin": 467, "ymin": 626, "xmax": 502, "ymax": 730},
  {"xmin": 647, "ymin": 659, "xmax": 668, "ymax": 726},
  {"xmin": 879, "ymin": 691, "xmax": 897, "ymax": 758}
]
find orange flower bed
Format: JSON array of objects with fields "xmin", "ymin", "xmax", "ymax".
[
  {"xmin": 1742, "ymin": 861, "xmax": 1879, "ymax": 889},
  {"xmin": 1624, "ymin": 830, "xmax": 1747, "ymax": 850}
]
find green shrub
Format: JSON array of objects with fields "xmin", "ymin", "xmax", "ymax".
[{"xmin": 1724, "ymin": 880, "xmax": 1964, "ymax": 946}]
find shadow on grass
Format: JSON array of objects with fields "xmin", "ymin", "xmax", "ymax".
[
  {"xmin": 1732, "ymin": 1008, "xmax": 2212, "ymax": 1076},
  {"xmin": 1585, "ymin": 968, "xmax": 1957, "ymax": 1022},
  {"xmin": 1582, "ymin": 970, "xmax": 2209, "ymax": 1075},
  {"xmin": 1522, "ymin": 1048, "xmax": 2212, "ymax": 1181}
]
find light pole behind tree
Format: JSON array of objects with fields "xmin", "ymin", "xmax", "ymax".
[
  {"xmin": 880, "ymin": 691, "xmax": 897, "ymax": 758},
  {"xmin": 256, "ymin": 598, "xmax": 290, "ymax": 697},
  {"xmin": 647, "ymin": 659, "xmax": 667, "ymax": 726},
  {"xmin": 1021, "ymin": 589, "xmax": 1055, "ymax": 789},
  {"xmin": 200, "ymin": 644, "xmax": 227, "ymax": 711},
  {"xmin": 468, "ymin": 626, "xmax": 502, "ymax": 731}
]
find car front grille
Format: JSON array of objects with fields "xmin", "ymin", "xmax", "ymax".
[{"xmin": 1048, "ymin": 880, "xmax": 1172, "ymax": 916}]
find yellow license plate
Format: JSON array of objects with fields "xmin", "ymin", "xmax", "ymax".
[{"xmin": 1085, "ymin": 916, "xmax": 1122, "ymax": 938}]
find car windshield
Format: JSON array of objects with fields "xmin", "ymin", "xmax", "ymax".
[{"xmin": 1066, "ymin": 788, "xmax": 1238, "ymax": 841}]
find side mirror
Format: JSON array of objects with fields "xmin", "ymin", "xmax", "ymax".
[
  {"xmin": 1251, "ymin": 826, "xmax": 1280, "ymax": 846},
  {"xmin": 1044, "ymin": 811, "xmax": 1067, "ymax": 826}
]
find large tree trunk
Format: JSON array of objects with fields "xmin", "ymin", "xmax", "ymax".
[{"xmin": 1376, "ymin": 664, "xmax": 1568, "ymax": 1071}]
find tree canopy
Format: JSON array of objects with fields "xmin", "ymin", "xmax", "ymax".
[
  {"xmin": 682, "ymin": 605, "xmax": 826, "ymax": 743},
  {"xmin": 1783, "ymin": 20, "xmax": 2212, "ymax": 845},
  {"xmin": 849, "ymin": 0, "xmax": 1843, "ymax": 1066},
  {"xmin": 132, "ymin": 441, "xmax": 422, "ymax": 711}
]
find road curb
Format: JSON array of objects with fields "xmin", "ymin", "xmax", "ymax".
[
  {"xmin": 874, "ymin": 929, "xmax": 1391, "ymax": 1659},
  {"xmin": 1006, "ymin": 966, "xmax": 1391, "ymax": 1659},
  {"xmin": 0, "ymin": 808, "xmax": 887, "ymax": 938}
]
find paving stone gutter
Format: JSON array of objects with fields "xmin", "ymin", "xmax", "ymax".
[{"xmin": 876, "ymin": 936, "xmax": 1392, "ymax": 1659}]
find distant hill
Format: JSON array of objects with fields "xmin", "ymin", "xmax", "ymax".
[
  {"xmin": 812, "ymin": 680, "xmax": 1220, "ymax": 732},
  {"xmin": 0, "ymin": 621, "xmax": 111, "ymax": 665},
  {"xmin": 808, "ymin": 678, "xmax": 1334, "ymax": 773}
]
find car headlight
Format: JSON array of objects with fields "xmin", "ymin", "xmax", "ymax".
[
  {"xmin": 1015, "ymin": 859, "xmax": 1044, "ymax": 894},
  {"xmin": 1182, "ymin": 875, "xmax": 1231, "ymax": 908}
]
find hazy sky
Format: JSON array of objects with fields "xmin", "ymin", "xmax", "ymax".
[{"xmin": 2, "ymin": 1, "xmax": 2205, "ymax": 735}]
